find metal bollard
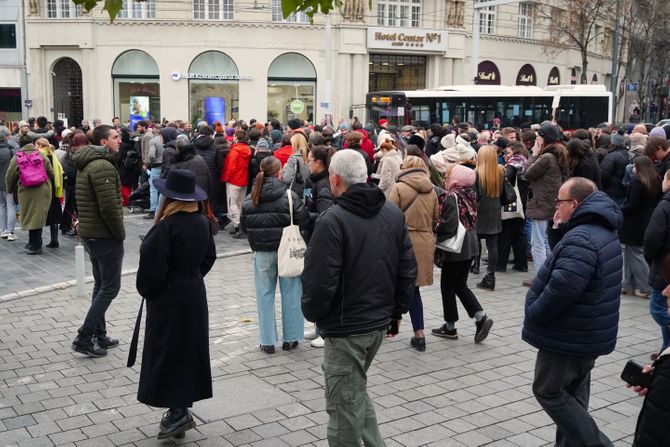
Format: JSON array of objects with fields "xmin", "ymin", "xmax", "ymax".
[{"xmin": 75, "ymin": 244, "xmax": 85, "ymax": 298}]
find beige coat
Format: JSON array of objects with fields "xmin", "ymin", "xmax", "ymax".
[
  {"xmin": 376, "ymin": 149, "xmax": 402, "ymax": 195},
  {"xmin": 388, "ymin": 168, "xmax": 439, "ymax": 286}
]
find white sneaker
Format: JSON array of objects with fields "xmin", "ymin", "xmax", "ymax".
[
  {"xmin": 310, "ymin": 336, "xmax": 325, "ymax": 348},
  {"xmin": 304, "ymin": 328, "xmax": 319, "ymax": 340},
  {"xmin": 6, "ymin": 233, "xmax": 16, "ymax": 241},
  {"xmin": 0, "ymin": 230, "xmax": 8, "ymax": 239}
]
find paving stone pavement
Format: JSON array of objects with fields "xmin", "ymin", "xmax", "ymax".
[
  {"xmin": 0, "ymin": 247, "xmax": 660, "ymax": 447},
  {"xmin": 0, "ymin": 211, "xmax": 251, "ymax": 298}
]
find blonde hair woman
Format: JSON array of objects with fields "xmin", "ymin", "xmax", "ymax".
[
  {"xmin": 35, "ymin": 138, "xmax": 63, "ymax": 248},
  {"xmin": 472, "ymin": 145, "xmax": 505, "ymax": 290},
  {"xmin": 281, "ymin": 133, "xmax": 310, "ymax": 198},
  {"xmin": 388, "ymin": 155, "xmax": 439, "ymax": 351}
]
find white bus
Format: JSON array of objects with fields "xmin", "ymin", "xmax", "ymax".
[{"xmin": 365, "ymin": 85, "xmax": 613, "ymax": 130}]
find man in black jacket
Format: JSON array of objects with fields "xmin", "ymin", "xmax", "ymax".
[{"xmin": 301, "ymin": 149, "xmax": 417, "ymax": 446}]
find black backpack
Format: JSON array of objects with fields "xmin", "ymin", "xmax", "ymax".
[{"xmin": 123, "ymin": 141, "xmax": 142, "ymax": 170}]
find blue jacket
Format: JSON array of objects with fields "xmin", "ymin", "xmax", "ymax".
[{"xmin": 522, "ymin": 191, "xmax": 623, "ymax": 357}]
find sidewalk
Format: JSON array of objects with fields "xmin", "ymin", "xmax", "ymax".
[
  {"xmin": 0, "ymin": 252, "xmax": 655, "ymax": 446},
  {"xmin": 0, "ymin": 212, "xmax": 251, "ymax": 299}
]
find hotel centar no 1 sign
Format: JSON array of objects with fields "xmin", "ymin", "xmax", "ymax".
[{"xmin": 367, "ymin": 27, "xmax": 448, "ymax": 53}]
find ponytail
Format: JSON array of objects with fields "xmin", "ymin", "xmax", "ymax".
[{"xmin": 251, "ymin": 156, "xmax": 282, "ymax": 207}]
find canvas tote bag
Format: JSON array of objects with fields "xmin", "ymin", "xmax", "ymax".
[{"xmin": 277, "ymin": 189, "xmax": 307, "ymax": 277}]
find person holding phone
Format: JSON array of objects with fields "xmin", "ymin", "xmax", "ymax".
[{"xmin": 625, "ymin": 255, "xmax": 670, "ymax": 447}]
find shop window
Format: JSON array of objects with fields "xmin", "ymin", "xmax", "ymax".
[
  {"xmin": 0, "ymin": 88, "xmax": 22, "ymax": 122},
  {"xmin": 369, "ymin": 54, "xmax": 426, "ymax": 91},
  {"xmin": 377, "ymin": 0, "xmax": 421, "ymax": 28},
  {"xmin": 272, "ymin": 0, "xmax": 307, "ymax": 22},
  {"xmin": 193, "ymin": 0, "xmax": 234, "ymax": 20},
  {"xmin": 267, "ymin": 53, "xmax": 316, "ymax": 124},
  {"xmin": 46, "ymin": 0, "xmax": 81, "ymax": 18},
  {"xmin": 518, "ymin": 3, "xmax": 532, "ymax": 39},
  {"xmin": 112, "ymin": 50, "xmax": 160, "ymax": 128},
  {"xmin": 118, "ymin": 0, "xmax": 156, "ymax": 19},
  {"xmin": 0, "ymin": 24, "xmax": 16, "ymax": 49},
  {"xmin": 189, "ymin": 51, "xmax": 240, "ymax": 125},
  {"xmin": 52, "ymin": 57, "xmax": 83, "ymax": 128}
]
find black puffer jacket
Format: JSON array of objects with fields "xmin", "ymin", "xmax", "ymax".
[
  {"xmin": 193, "ymin": 135, "xmax": 224, "ymax": 212},
  {"xmin": 304, "ymin": 170, "xmax": 334, "ymax": 242},
  {"xmin": 633, "ymin": 351, "xmax": 670, "ymax": 447},
  {"xmin": 568, "ymin": 139, "xmax": 602, "ymax": 189},
  {"xmin": 240, "ymin": 176, "xmax": 307, "ymax": 252},
  {"xmin": 301, "ymin": 183, "xmax": 417, "ymax": 337},
  {"xmin": 643, "ymin": 192, "xmax": 670, "ymax": 289},
  {"xmin": 620, "ymin": 177, "xmax": 660, "ymax": 246},
  {"xmin": 171, "ymin": 144, "xmax": 211, "ymax": 196},
  {"xmin": 600, "ymin": 147, "xmax": 629, "ymax": 200}
]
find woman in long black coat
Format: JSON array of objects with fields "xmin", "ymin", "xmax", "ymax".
[{"xmin": 135, "ymin": 169, "xmax": 216, "ymax": 440}]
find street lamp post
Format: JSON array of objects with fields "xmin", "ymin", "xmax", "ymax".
[{"xmin": 470, "ymin": 0, "xmax": 520, "ymax": 84}]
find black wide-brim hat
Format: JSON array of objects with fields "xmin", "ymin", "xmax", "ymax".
[{"xmin": 152, "ymin": 169, "xmax": 207, "ymax": 202}]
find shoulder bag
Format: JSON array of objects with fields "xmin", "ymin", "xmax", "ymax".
[
  {"xmin": 277, "ymin": 189, "xmax": 307, "ymax": 277},
  {"xmin": 435, "ymin": 194, "xmax": 466, "ymax": 253}
]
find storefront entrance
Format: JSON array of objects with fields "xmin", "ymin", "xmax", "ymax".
[
  {"xmin": 188, "ymin": 51, "xmax": 239, "ymax": 125},
  {"xmin": 267, "ymin": 53, "xmax": 316, "ymax": 124},
  {"xmin": 368, "ymin": 54, "xmax": 426, "ymax": 91},
  {"xmin": 112, "ymin": 50, "xmax": 160, "ymax": 128}
]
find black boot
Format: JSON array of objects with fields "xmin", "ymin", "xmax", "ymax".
[
  {"xmin": 71, "ymin": 334, "xmax": 107, "ymax": 357},
  {"xmin": 46, "ymin": 224, "xmax": 59, "ymax": 248},
  {"xmin": 157, "ymin": 408, "xmax": 196, "ymax": 439},
  {"xmin": 470, "ymin": 257, "xmax": 480, "ymax": 274},
  {"xmin": 476, "ymin": 273, "xmax": 495, "ymax": 291}
]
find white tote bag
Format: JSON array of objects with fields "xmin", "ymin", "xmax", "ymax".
[
  {"xmin": 501, "ymin": 181, "xmax": 524, "ymax": 220},
  {"xmin": 277, "ymin": 189, "xmax": 307, "ymax": 277},
  {"xmin": 435, "ymin": 195, "xmax": 467, "ymax": 254}
]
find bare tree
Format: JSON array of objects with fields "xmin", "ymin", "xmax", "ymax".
[{"xmin": 536, "ymin": 0, "xmax": 614, "ymax": 84}]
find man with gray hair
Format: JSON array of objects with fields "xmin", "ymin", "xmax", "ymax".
[{"xmin": 302, "ymin": 149, "xmax": 417, "ymax": 446}]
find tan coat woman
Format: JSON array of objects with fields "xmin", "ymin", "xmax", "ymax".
[{"xmin": 388, "ymin": 156, "xmax": 439, "ymax": 351}]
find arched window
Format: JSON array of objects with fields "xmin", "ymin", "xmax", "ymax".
[
  {"xmin": 516, "ymin": 64, "xmax": 536, "ymax": 86},
  {"xmin": 188, "ymin": 51, "xmax": 239, "ymax": 124},
  {"xmin": 52, "ymin": 57, "xmax": 83, "ymax": 127},
  {"xmin": 477, "ymin": 60, "xmax": 500, "ymax": 85},
  {"xmin": 267, "ymin": 53, "xmax": 316, "ymax": 124},
  {"xmin": 548, "ymin": 67, "xmax": 560, "ymax": 86},
  {"xmin": 112, "ymin": 50, "xmax": 160, "ymax": 127}
]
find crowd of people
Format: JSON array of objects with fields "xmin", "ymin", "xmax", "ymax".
[{"xmin": 1, "ymin": 113, "xmax": 670, "ymax": 445}]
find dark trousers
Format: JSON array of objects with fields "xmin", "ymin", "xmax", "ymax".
[
  {"xmin": 497, "ymin": 218, "xmax": 528, "ymax": 270},
  {"xmin": 533, "ymin": 350, "xmax": 613, "ymax": 447},
  {"xmin": 409, "ymin": 287, "xmax": 424, "ymax": 332},
  {"xmin": 79, "ymin": 238, "xmax": 124, "ymax": 339},
  {"xmin": 478, "ymin": 234, "xmax": 499, "ymax": 274},
  {"xmin": 28, "ymin": 229, "xmax": 42, "ymax": 250},
  {"xmin": 440, "ymin": 259, "xmax": 483, "ymax": 323},
  {"xmin": 61, "ymin": 188, "xmax": 77, "ymax": 232}
]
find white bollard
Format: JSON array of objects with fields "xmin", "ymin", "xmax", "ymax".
[{"xmin": 75, "ymin": 244, "xmax": 86, "ymax": 298}]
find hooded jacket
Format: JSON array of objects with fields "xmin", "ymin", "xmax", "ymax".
[
  {"xmin": 221, "ymin": 142, "xmax": 251, "ymax": 186},
  {"xmin": 301, "ymin": 183, "xmax": 417, "ymax": 337},
  {"xmin": 74, "ymin": 145, "xmax": 125, "ymax": 241},
  {"xmin": 523, "ymin": 191, "xmax": 622, "ymax": 357},
  {"xmin": 193, "ymin": 134, "xmax": 225, "ymax": 213},
  {"xmin": 600, "ymin": 145, "xmax": 629, "ymax": 199},
  {"xmin": 388, "ymin": 168, "xmax": 439, "ymax": 286},
  {"xmin": 171, "ymin": 144, "xmax": 211, "ymax": 196},
  {"xmin": 643, "ymin": 191, "xmax": 670, "ymax": 289},
  {"xmin": 240, "ymin": 176, "xmax": 307, "ymax": 252}
]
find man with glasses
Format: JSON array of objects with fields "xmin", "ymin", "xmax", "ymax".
[{"xmin": 523, "ymin": 177, "xmax": 622, "ymax": 447}]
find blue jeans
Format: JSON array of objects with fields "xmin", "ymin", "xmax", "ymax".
[
  {"xmin": 253, "ymin": 251, "xmax": 304, "ymax": 346},
  {"xmin": 531, "ymin": 219, "xmax": 550, "ymax": 273},
  {"xmin": 650, "ymin": 288, "xmax": 670, "ymax": 351},
  {"xmin": 149, "ymin": 167, "xmax": 161, "ymax": 212},
  {"xmin": 79, "ymin": 238, "xmax": 124, "ymax": 339},
  {"xmin": 0, "ymin": 191, "xmax": 16, "ymax": 233}
]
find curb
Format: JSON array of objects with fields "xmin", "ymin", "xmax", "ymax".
[{"xmin": 0, "ymin": 248, "xmax": 253, "ymax": 304}]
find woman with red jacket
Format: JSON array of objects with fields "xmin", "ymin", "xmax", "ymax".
[{"xmin": 221, "ymin": 130, "xmax": 251, "ymax": 238}]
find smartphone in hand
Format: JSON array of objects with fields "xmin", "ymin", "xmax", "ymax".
[{"xmin": 621, "ymin": 360, "xmax": 653, "ymax": 389}]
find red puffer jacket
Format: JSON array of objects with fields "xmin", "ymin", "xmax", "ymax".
[{"xmin": 221, "ymin": 142, "xmax": 251, "ymax": 186}]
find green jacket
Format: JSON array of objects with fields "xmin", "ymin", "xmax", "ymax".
[{"xmin": 74, "ymin": 145, "xmax": 125, "ymax": 241}]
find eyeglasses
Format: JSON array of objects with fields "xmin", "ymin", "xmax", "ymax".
[{"xmin": 554, "ymin": 198, "xmax": 574, "ymax": 206}]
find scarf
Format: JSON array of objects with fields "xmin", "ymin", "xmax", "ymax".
[
  {"xmin": 153, "ymin": 199, "xmax": 199, "ymax": 225},
  {"xmin": 446, "ymin": 185, "xmax": 478, "ymax": 231},
  {"xmin": 506, "ymin": 154, "xmax": 528, "ymax": 169},
  {"xmin": 38, "ymin": 147, "xmax": 63, "ymax": 198}
]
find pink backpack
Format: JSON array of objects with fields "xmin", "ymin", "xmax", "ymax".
[{"xmin": 16, "ymin": 148, "xmax": 48, "ymax": 188}]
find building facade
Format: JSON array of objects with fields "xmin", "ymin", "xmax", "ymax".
[
  {"xmin": 0, "ymin": 0, "xmax": 28, "ymax": 123},
  {"xmin": 20, "ymin": 0, "xmax": 620, "ymax": 126}
]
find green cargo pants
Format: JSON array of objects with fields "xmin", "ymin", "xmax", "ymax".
[{"xmin": 323, "ymin": 328, "xmax": 386, "ymax": 447}]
